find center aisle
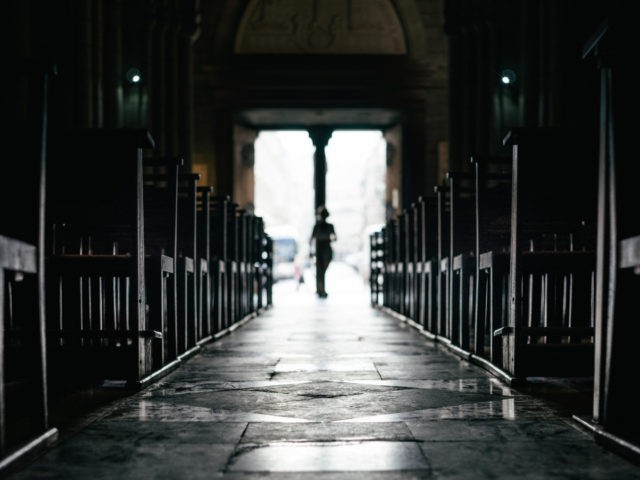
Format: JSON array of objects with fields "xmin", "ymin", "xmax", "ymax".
[{"xmin": 10, "ymin": 263, "xmax": 639, "ymax": 479}]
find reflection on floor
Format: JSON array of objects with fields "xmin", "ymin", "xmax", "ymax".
[{"xmin": 9, "ymin": 263, "xmax": 640, "ymax": 479}]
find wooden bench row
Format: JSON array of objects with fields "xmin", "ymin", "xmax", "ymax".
[
  {"xmin": 579, "ymin": 14, "xmax": 640, "ymax": 452},
  {"xmin": 1, "ymin": 61, "xmax": 57, "ymax": 468},
  {"xmin": 372, "ymin": 127, "xmax": 598, "ymax": 382},
  {"xmin": 44, "ymin": 129, "xmax": 273, "ymax": 388},
  {"xmin": 1, "ymin": 62, "xmax": 273, "ymax": 468}
]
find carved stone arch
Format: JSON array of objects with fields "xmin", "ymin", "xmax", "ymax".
[{"xmin": 233, "ymin": 0, "xmax": 427, "ymax": 56}]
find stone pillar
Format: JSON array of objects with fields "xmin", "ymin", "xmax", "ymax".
[
  {"xmin": 178, "ymin": 0, "xmax": 201, "ymax": 169},
  {"xmin": 79, "ymin": 0, "xmax": 94, "ymax": 127},
  {"xmin": 308, "ymin": 127, "xmax": 333, "ymax": 210},
  {"xmin": 212, "ymin": 108, "xmax": 234, "ymax": 197},
  {"xmin": 103, "ymin": 0, "xmax": 122, "ymax": 128},
  {"xmin": 144, "ymin": 0, "xmax": 156, "ymax": 144},
  {"xmin": 233, "ymin": 125, "xmax": 257, "ymax": 211},
  {"xmin": 93, "ymin": 0, "xmax": 104, "ymax": 127},
  {"xmin": 402, "ymin": 109, "xmax": 429, "ymax": 205},
  {"xmin": 445, "ymin": 23, "xmax": 466, "ymax": 171},
  {"xmin": 384, "ymin": 126, "xmax": 402, "ymax": 221},
  {"xmin": 152, "ymin": 0, "xmax": 168, "ymax": 156},
  {"xmin": 165, "ymin": 0, "xmax": 180, "ymax": 156},
  {"xmin": 521, "ymin": 0, "xmax": 540, "ymax": 127}
]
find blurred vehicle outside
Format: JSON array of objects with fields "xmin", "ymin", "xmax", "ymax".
[{"xmin": 268, "ymin": 225, "xmax": 304, "ymax": 282}]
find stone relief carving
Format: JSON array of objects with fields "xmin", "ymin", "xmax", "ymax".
[{"xmin": 235, "ymin": 0, "xmax": 407, "ymax": 54}]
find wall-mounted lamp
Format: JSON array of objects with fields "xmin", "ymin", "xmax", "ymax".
[
  {"xmin": 126, "ymin": 67, "xmax": 142, "ymax": 84},
  {"xmin": 500, "ymin": 69, "xmax": 516, "ymax": 86}
]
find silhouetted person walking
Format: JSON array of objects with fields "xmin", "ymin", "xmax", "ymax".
[{"xmin": 310, "ymin": 206, "xmax": 336, "ymax": 298}]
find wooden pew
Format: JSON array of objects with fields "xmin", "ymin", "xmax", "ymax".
[
  {"xmin": 583, "ymin": 12, "xmax": 640, "ymax": 450},
  {"xmin": 227, "ymin": 202, "xmax": 244, "ymax": 326},
  {"xmin": 208, "ymin": 196, "xmax": 230, "ymax": 332},
  {"xmin": 402, "ymin": 208, "xmax": 416, "ymax": 321},
  {"xmin": 380, "ymin": 225, "xmax": 389, "ymax": 309},
  {"xmin": 196, "ymin": 186, "xmax": 214, "ymax": 342},
  {"xmin": 396, "ymin": 216, "xmax": 406, "ymax": 315},
  {"xmin": 369, "ymin": 130, "xmax": 596, "ymax": 383},
  {"xmin": 472, "ymin": 155, "xmax": 512, "ymax": 363},
  {"xmin": 46, "ymin": 129, "xmax": 157, "ymax": 386},
  {"xmin": 379, "ymin": 226, "xmax": 389, "ymax": 309},
  {"xmin": 250, "ymin": 215, "xmax": 263, "ymax": 312},
  {"xmin": 226, "ymin": 201, "xmax": 239, "ymax": 327},
  {"xmin": 379, "ymin": 226, "xmax": 388, "ymax": 308},
  {"xmin": 247, "ymin": 213, "xmax": 261, "ymax": 315},
  {"xmin": 260, "ymin": 232, "xmax": 273, "ymax": 308},
  {"xmin": 0, "ymin": 62, "xmax": 58, "ymax": 468},
  {"xmin": 235, "ymin": 209, "xmax": 248, "ymax": 322},
  {"xmin": 435, "ymin": 185, "xmax": 450, "ymax": 338},
  {"xmin": 416, "ymin": 196, "xmax": 439, "ymax": 333},
  {"xmin": 383, "ymin": 219, "xmax": 401, "ymax": 312},
  {"xmin": 370, "ymin": 230, "xmax": 385, "ymax": 307},
  {"xmin": 201, "ymin": 196, "xmax": 265, "ymax": 335},
  {"xmin": 253, "ymin": 216, "xmax": 267, "ymax": 312},
  {"xmin": 499, "ymin": 128, "xmax": 597, "ymax": 380},
  {"xmin": 263, "ymin": 233, "xmax": 274, "ymax": 308},
  {"xmin": 177, "ymin": 173, "xmax": 200, "ymax": 355},
  {"xmin": 446, "ymin": 172, "xmax": 476, "ymax": 350},
  {"xmin": 142, "ymin": 157, "xmax": 181, "ymax": 364},
  {"xmin": 409, "ymin": 201, "xmax": 422, "ymax": 326},
  {"xmin": 237, "ymin": 209, "xmax": 256, "ymax": 320}
]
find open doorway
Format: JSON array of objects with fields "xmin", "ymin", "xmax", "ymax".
[
  {"xmin": 325, "ymin": 131, "xmax": 386, "ymax": 284},
  {"xmin": 254, "ymin": 131, "xmax": 314, "ymax": 285},
  {"xmin": 254, "ymin": 129, "xmax": 386, "ymax": 300}
]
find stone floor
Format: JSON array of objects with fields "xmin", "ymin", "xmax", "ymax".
[{"xmin": 8, "ymin": 263, "xmax": 640, "ymax": 479}]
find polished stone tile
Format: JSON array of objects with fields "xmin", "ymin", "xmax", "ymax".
[
  {"xmin": 8, "ymin": 266, "xmax": 640, "ymax": 479},
  {"xmin": 406, "ymin": 418, "xmax": 589, "ymax": 443},
  {"xmin": 241, "ymin": 422, "xmax": 414, "ymax": 443},
  {"xmin": 168, "ymin": 368, "xmax": 274, "ymax": 382},
  {"xmin": 269, "ymin": 371, "xmax": 382, "ymax": 382},
  {"xmin": 227, "ymin": 441, "xmax": 430, "ymax": 472},
  {"xmin": 147, "ymin": 379, "xmax": 312, "ymax": 396},
  {"xmin": 338, "ymin": 397, "xmax": 557, "ymax": 423},
  {"xmin": 274, "ymin": 358, "xmax": 378, "ymax": 372},
  {"xmin": 218, "ymin": 473, "xmax": 434, "ymax": 480},
  {"xmin": 89, "ymin": 420, "xmax": 248, "ymax": 443},
  {"xmin": 375, "ymin": 364, "xmax": 490, "ymax": 381},
  {"xmin": 107, "ymin": 399, "xmax": 311, "ymax": 423},
  {"xmin": 287, "ymin": 332, "xmax": 365, "ymax": 342},
  {"xmin": 10, "ymin": 427, "xmax": 238, "ymax": 480},
  {"xmin": 144, "ymin": 381, "xmax": 502, "ymax": 423},
  {"xmin": 344, "ymin": 378, "xmax": 517, "ymax": 396},
  {"xmin": 420, "ymin": 440, "xmax": 640, "ymax": 480}
]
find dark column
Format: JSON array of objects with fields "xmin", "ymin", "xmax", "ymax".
[
  {"xmin": 165, "ymin": 0, "xmax": 180, "ymax": 156},
  {"xmin": 93, "ymin": 0, "xmax": 104, "ymax": 127},
  {"xmin": 152, "ymin": 1, "xmax": 168, "ymax": 156},
  {"xmin": 178, "ymin": 0, "xmax": 201, "ymax": 169},
  {"xmin": 103, "ymin": 0, "xmax": 122, "ymax": 128},
  {"xmin": 402, "ymin": 109, "xmax": 428, "ymax": 205},
  {"xmin": 79, "ymin": 0, "xmax": 94, "ymax": 127},
  {"xmin": 212, "ymin": 107, "xmax": 234, "ymax": 197},
  {"xmin": 308, "ymin": 127, "xmax": 332, "ymax": 210}
]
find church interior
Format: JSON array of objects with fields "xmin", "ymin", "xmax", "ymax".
[{"xmin": 1, "ymin": 0, "xmax": 639, "ymax": 477}]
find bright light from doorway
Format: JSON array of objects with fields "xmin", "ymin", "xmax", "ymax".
[
  {"xmin": 254, "ymin": 130, "xmax": 315, "ymax": 255},
  {"xmin": 254, "ymin": 129, "xmax": 386, "ymax": 287},
  {"xmin": 326, "ymin": 131, "xmax": 386, "ymax": 278}
]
